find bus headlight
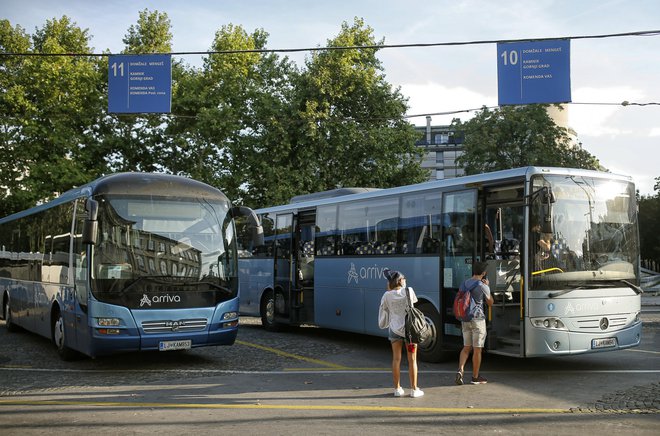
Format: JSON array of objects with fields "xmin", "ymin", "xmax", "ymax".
[
  {"xmin": 531, "ymin": 317, "xmax": 567, "ymax": 330},
  {"xmin": 222, "ymin": 311, "xmax": 238, "ymax": 320},
  {"xmin": 222, "ymin": 311, "xmax": 239, "ymax": 328},
  {"xmin": 97, "ymin": 317, "xmax": 121, "ymax": 327}
]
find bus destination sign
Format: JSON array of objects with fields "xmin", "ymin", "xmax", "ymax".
[
  {"xmin": 497, "ymin": 39, "xmax": 571, "ymax": 105},
  {"xmin": 108, "ymin": 54, "xmax": 172, "ymax": 113}
]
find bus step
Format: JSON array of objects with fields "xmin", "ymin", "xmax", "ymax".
[
  {"xmin": 509, "ymin": 324, "xmax": 520, "ymax": 332},
  {"xmin": 498, "ymin": 336, "xmax": 521, "ymax": 346}
]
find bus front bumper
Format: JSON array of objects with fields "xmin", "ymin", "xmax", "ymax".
[{"xmin": 525, "ymin": 321, "xmax": 642, "ymax": 357}]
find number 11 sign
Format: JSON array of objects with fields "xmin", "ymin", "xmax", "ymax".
[
  {"xmin": 497, "ymin": 39, "xmax": 571, "ymax": 106},
  {"xmin": 108, "ymin": 54, "xmax": 172, "ymax": 113}
]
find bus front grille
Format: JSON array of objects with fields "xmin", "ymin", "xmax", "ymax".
[
  {"xmin": 141, "ymin": 318, "xmax": 208, "ymax": 333},
  {"xmin": 576, "ymin": 316, "xmax": 629, "ymax": 331}
]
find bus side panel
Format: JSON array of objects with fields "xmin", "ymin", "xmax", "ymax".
[
  {"xmin": 33, "ymin": 283, "xmax": 62, "ymax": 341},
  {"xmin": 4, "ymin": 281, "xmax": 32, "ymax": 331},
  {"xmin": 314, "ymin": 257, "xmax": 441, "ymax": 336},
  {"xmin": 238, "ymin": 258, "xmax": 274, "ymax": 316}
]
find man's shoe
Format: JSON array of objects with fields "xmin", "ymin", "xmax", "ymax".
[
  {"xmin": 455, "ymin": 371, "xmax": 464, "ymax": 385},
  {"xmin": 410, "ymin": 388, "xmax": 424, "ymax": 398},
  {"xmin": 394, "ymin": 387, "xmax": 405, "ymax": 397},
  {"xmin": 471, "ymin": 375, "xmax": 488, "ymax": 384}
]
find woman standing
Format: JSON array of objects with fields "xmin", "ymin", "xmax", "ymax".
[{"xmin": 378, "ymin": 269, "xmax": 424, "ymax": 398}]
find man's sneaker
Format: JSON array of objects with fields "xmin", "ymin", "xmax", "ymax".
[
  {"xmin": 394, "ymin": 387, "xmax": 405, "ymax": 397},
  {"xmin": 471, "ymin": 375, "xmax": 488, "ymax": 384},
  {"xmin": 455, "ymin": 371, "xmax": 464, "ymax": 385},
  {"xmin": 410, "ymin": 388, "xmax": 425, "ymax": 398}
]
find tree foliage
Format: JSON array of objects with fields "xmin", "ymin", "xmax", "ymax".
[
  {"xmin": 452, "ymin": 104, "xmax": 601, "ymax": 174},
  {"xmin": 638, "ymin": 176, "xmax": 660, "ymax": 267},
  {"xmin": 0, "ymin": 17, "xmax": 106, "ymax": 215},
  {"xmin": 0, "ymin": 12, "xmax": 429, "ymax": 217}
]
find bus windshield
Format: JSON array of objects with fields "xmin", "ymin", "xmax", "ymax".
[
  {"xmin": 91, "ymin": 195, "xmax": 238, "ymax": 308},
  {"xmin": 530, "ymin": 175, "xmax": 639, "ymax": 291}
]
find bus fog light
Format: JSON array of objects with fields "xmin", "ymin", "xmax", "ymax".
[
  {"xmin": 98, "ymin": 328, "xmax": 120, "ymax": 335},
  {"xmin": 97, "ymin": 317, "xmax": 121, "ymax": 327},
  {"xmin": 222, "ymin": 311, "xmax": 238, "ymax": 320},
  {"xmin": 553, "ymin": 341, "xmax": 561, "ymax": 350}
]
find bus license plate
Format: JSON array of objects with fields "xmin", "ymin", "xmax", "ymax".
[
  {"xmin": 592, "ymin": 338, "xmax": 617, "ymax": 349},
  {"xmin": 159, "ymin": 340, "xmax": 192, "ymax": 351}
]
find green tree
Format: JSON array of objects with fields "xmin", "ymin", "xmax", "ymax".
[
  {"xmin": 0, "ymin": 17, "xmax": 105, "ymax": 217},
  {"xmin": 0, "ymin": 20, "xmax": 32, "ymax": 215},
  {"xmin": 290, "ymin": 18, "xmax": 427, "ymax": 205},
  {"xmin": 453, "ymin": 104, "xmax": 601, "ymax": 174},
  {"xmin": 164, "ymin": 24, "xmax": 296, "ymax": 206},
  {"xmin": 100, "ymin": 9, "xmax": 176, "ymax": 173},
  {"xmin": 638, "ymin": 176, "xmax": 660, "ymax": 270}
]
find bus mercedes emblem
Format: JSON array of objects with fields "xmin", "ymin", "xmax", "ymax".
[{"xmin": 599, "ymin": 317, "xmax": 609, "ymax": 330}]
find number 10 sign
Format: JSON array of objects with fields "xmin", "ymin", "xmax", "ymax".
[{"xmin": 497, "ymin": 39, "xmax": 571, "ymax": 106}]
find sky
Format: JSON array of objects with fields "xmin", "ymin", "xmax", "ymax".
[{"xmin": 3, "ymin": 0, "xmax": 659, "ymax": 196}]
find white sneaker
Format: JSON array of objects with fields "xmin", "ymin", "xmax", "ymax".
[
  {"xmin": 394, "ymin": 387, "xmax": 405, "ymax": 397},
  {"xmin": 410, "ymin": 388, "xmax": 424, "ymax": 398}
]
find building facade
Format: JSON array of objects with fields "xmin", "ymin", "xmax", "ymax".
[{"xmin": 414, "ymin": 116, "xmax": 465, "ymax": 181}]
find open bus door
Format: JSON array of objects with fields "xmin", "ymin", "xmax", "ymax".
[
  {"xmin": 273, "ymin": 214, "xmax": 294, "ymax": 324},
  {"xmin": 293, "ymin": 210, "xmax": 316, "ymax": 324},
  {"xmin": 481, "ymin": 186, "xmax": 525, "ymax": 357},
  {"xmin": 273, "ymin": 211, "xmax": 316, "ymax": 326}
]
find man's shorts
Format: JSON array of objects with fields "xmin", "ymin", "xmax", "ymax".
[
  {"xmin": 388, "ymin": 329, "xmax": 405, "ymax": 343},
  {"xmin": 462, "ymin": 318, "xmax": 487, "ymax": 347}
]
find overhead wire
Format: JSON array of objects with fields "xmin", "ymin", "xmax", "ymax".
[{"xmin": 0, "ymin": 30, "xmax": 658, "ymax": 58}]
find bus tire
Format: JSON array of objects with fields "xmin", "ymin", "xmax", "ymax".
[
  {"xmin": 416, "ymin": 302, "xmax": 451, "ymax": 363},
  {"xmin": 52, "ymin": 308, "xmax": 77, "ymax": 361},
  {"xmin": 260, "ymin": 289, "xmax": 282, "ymax": 332},
  {"xmin": 3, "ymin": 294, "xmax": 19, "ymax": 333}
]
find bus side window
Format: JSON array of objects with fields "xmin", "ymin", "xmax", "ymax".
[
  {"xmin": 315, "ymin": 205, "xmax": 337, "ymax": 256},
  {"xmin": 73, "ymin": 200, "xmax": 88, "ymax": 308}
]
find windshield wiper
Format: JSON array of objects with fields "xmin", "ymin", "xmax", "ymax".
[
  {"xmin": 548, "ymin": 288, "xmax": 580, "ymax": 298},
  {"xmin": 548, "ymin": 280, "xmax": 642, "ymax": 298},
  {"xmin": 184, "ymin": 280, "xmax": 234, "ymax": 296},
  {"xmin": 119, "ymin": 275, "xmax": 178, "ymax": 294},
  {"xmin": 619, "ymin": 280, "xmax": 644, "ymax": 295}
]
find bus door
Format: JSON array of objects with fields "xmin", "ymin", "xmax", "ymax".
[
  {"xmin": 481, "ymin": 185, "xmax": 524, "ymax": 356},
  {"xmin": 292, "ymin": 210, "xmax": 316, "ymax": 324},
  {"xmin": 273, "ymin": 214, "xmax": 294, "ymax": 323},
  {"xmin": 441, "ymin": 190, "xmax": 477, "ymax": 349}
]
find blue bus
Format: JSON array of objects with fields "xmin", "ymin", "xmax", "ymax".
[
  {"xmin": 0, "ymin": 173, "xmax": 262, "ymax": 359},
  {"xmin": 236, "ymin": 167, "xmax": 642, "ymax": 362}
]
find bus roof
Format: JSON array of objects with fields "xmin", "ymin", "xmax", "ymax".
[
  {"xmin": 254, "ymin": 166, "xmax": 634, "ymax": 214},
  {"xmin": 0, "ymin": 172, "xmax": 229, "ymax": 224}
]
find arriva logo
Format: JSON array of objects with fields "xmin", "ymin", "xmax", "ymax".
[
  {"xmin": 347, "ymin": 263, "xmax": 388, "ymax": 285},
  {"xmin": 139, "ymin": 294, "xmax": 181, "ymax": 307},
  {"xmin": 140, "ymin": 294, "xmax": 152, "ymax": 307}
]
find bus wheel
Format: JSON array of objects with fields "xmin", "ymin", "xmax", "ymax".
[
  {"xmin": 417, "ymin": 302, "xmax": 450, "ymax": 363},
  {"xmin": 4, "ymin": 296, "xmax": 19, "ymax": 333},
  {"xmin": 260, "ymin": 290, "xmax": 282, "ymax": 332},
  {"xmin": 52, "ymin": 309, "xmax": 76, "ymax": 361}
]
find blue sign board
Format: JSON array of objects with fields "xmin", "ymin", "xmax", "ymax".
[
  {"xmin": 108, "ymin": 54, "xmax": 172, "ymax": 113},
  {"xmin": 497, "ymin": 39, "xmax": 571, "ymax": 105}
]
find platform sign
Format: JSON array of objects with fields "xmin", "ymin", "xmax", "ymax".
[
  {"xmin": 108, "ymin": 54, "xmax": 171, "ymax": 113},
  {"xmin": 497, "ymin": 39, "xmax": 571, "ymax": 105}
]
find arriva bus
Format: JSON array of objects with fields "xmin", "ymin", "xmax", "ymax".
[
  {"xmin": 236, "ymin": 167, "xmax": 642, "ymax": 362},
  {"xmin": 0, "ymin": 173, "xmax": 262, "ymax": 359}
]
